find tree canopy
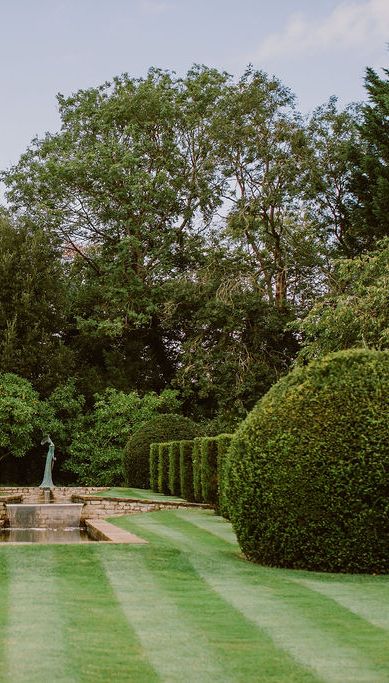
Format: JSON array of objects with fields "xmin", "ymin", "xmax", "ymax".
[{"xmin": 0, "ymin": 61, "xmax": 388, "ymax": 483}]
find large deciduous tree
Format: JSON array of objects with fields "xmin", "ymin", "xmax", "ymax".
[
  {"xmin": 0, "ymin": 212, "xmax": 73, "ymax": 394},
  {"xmin": 350, "ymin": 66, "xmax": 389, "ymax": 249},
  {"xmin": 304, "ymin": 98, "xmax": 362, "ymax": 257},
  {"xmin": 2, "ymin": 67, "xmax": 228, "ymax": 395},
  {"xmin": 161, "ymin": 245, "xmax": 298, "ymax": 426},
  {"xmin": 212, "ymin": 67, "xmax": 314, "ymax": 311}
]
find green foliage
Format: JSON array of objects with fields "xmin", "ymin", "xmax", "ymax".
[
  {"xmin": 216, "ymin": 433, "xmax": 233, "ymax": 518},
  {"xmin": 297, "ymin": 239, "xmax": 389, "ymax": 362},
  {"xmin": 157, "ymin": 442, "xmax": 171, "ymax": 494},
  {"xmin": 168, "ymin": 441, "xmax": 181, "ymax": 496},
  {"xmin": 65, "ymin": 388, "xmax": 179, "ymax": 486},
  {"xmin": 123, "ymin": 413, "xmax": 199, "ymax": 488},
  {"xmin": 0, "ymin": 373, "xmax": 43, "ymax": 460},
  {"xmin": 192, "ymin": 437, "xmax": 204, "ymax": 502},
  {"xmin": 350, "ymin": 67, "xmax": 389, "ymax": 249},
  {"xmin": 0, "ymin": 372, "xmax": 61, "ymax": 483},
  {"xmin": 2, "ymin": 67, "xmax": 228, "ymax": 398},
  {"xmin": 304, "ymin": 98, "xmax": 361, "ymax": 258},
  {"xmin": 149, "ymin": 443, "xmax": 159, "ymax": 492},
  {"xmin": 42, "ymin": 379, "xmax": 85, "ymax": 476},
  {"xmin": 200, "ymin": 437, "xmax": 219, "ymax": 505},
  {"xmin": 0, "ymin": 214, "xmax": 74, "ymax": 394},
  {"xmin": 226, "ymin": 349, "xmax": 389, "ymax": 573},
  {"xmin": 212, "ymin": 67, "xmax": 309, "ymax": 310},
  {"xmin": 179, "ymin": 440, "xmax": 195, "ymax": 501},
  {"xmin": 166, "ymin": 248, "xmax": 298, "ymax": 423},
  {"xmin": 1, "ymin": 62, "xmax": 388, "ymax": 440}
]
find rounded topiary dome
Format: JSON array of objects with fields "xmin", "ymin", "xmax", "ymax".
[
  {"xmin": 123, "ymin": 414, "xmax": 200, "ymax": 488},
  {"xmin": 225, "ymin": 349, "xmax": 389, "ymax": 573}
]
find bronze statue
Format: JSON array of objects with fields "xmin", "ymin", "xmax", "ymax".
[{"xmin": 39, "ymin": 435, "xmax": 56, "ymax": 489}]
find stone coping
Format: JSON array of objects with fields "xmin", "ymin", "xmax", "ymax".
[
  {"xmin": 85, "ymin": 519, "xmax": 148, "ymax": 544},
  {"xmin": 0, "ymin": 518, "xmax": 147, "ymax": 544},
  {"xmin": 75, "ymin": 494, "xmax": 211, "ymax": 508},
  {"xmin": 0, "ymin": 487, "xmax": 109, "ymax": 495}
]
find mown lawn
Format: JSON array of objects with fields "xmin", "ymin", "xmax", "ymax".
[
  {"xmin": 0, "ymin": 509, "xmax": 389, "ymax": 682},
  {"xmin": 95, "ymin": 487, "xmax": 184, "ymax": 502}
]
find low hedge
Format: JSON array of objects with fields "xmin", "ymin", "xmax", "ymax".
[
  {"xmin": 168, "ymin": 441, "xmax": 181, "ymax": 496},
  {"xmin": 150, "ymin": 432, "xmax": 234, "ymax": 507},
  {"xmin": 180, "ymin": 440, "xmax": 195, "ymax": 501},
  {"xmin": 149, "ymin": 443, "xmax": 159, "ymax": 491},
  {"xmin": 216, "ymin": 433, "xmax": 233, "ymax": 517},
  {"xmin": 123, "ymin": 414, "xmax": 200, "ymax": 488},
  {"xmin": 158, "ymin": 442, "xmax": 171, "ymax": 494},
  {"xmin": 192, "ymin": 437, "xmax": 204, "ymax": 502},
  {"xmin": 200, "ymin": 437, "xmax": 219, "ymax": 505},
  {"xmin": 225, "ymin": 349, "xmax": 389, "ymax": 573}
]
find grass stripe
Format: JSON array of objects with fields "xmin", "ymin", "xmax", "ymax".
[
  {"xmin": 295, "ymin": 579, "xmax": 389, "ymax": 631},
  {"xmin": 121, "ymin": 511, "xmax": 389, "ymax": 683},
  {"xmin": 174, "ymin": 509, "xmax": 237, "ymax": 544},
  {"xmin": 6, "ymin": 547, "xmax": 71, "ymax": 683},
  {"xmin": 51, "ymin": 545, "xmax": 158, "ymax": 683},
  {"xmin": 99, "ymin": 545, "xmax": 237, "ymax": 683},
  {"xmin": 0, "ymin": 553, "xmax": 9, "ymax": 683},
  {"xmin": 112, "ymin": 516, "xmax": 321, "ymax": 683},
  {"xmin": 102, "ymin": 539, "xmax": 319, "ymax": 683}
]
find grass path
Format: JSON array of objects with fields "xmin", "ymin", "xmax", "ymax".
[
  {"xmin": 6, "ymin": 550, "xmax": 69, "ymax": 682},
  {"xmin": 0, "ymin": 555, "xmax": 8, "ymax": 682},
  {"xmin": 0, "ymin": 509, "xmax": 388, "ymax": 682},
  {"xmin": 95, "ymin": 487, "xmax": 184, "ymax": 502},
  {"xmin": 100, "ymin": 548, "xmax": 235, "ymax": 682}
]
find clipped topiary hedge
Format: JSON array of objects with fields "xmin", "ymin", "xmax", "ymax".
[
  {"xmin": 158, "ymin": 442, "xmax": 171, "ymax": 494},
  {"xmin": 123, "ymin": 414, "xmax": 200, "ymax": 488},
  {"xmin": 216, "ymin": 433, "xmax": 233, "ymax": 518},
  {"xmin": 200, "ymin": 437, "xmax": 219, "ymax": 505},
  {"xmin": 168, "ymin": 441, "xmax": 181, "ymax": 496},
  {"xmin": 225, "ymin": 349, "xmax": 389, "ymax": 573},
  {"xmin": 149, "ymin": 443, "xmax": 159, "ymax": 491},
  {"xmin": 192, "ymin": 437, "xmax": 204, "ymax": 502},
  {"xmin": 180, "ymin": 440, "xmax": 195, "ymax": 501}
]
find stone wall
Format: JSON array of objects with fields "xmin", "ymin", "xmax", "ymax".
[
  {"xmin": 0, "ymin": 487, "xmax": 211, "ymax": 525},
  {"xmin": 72, "ymin": 495, "xmax": 210, "ymax": 522},
  {"xmin": 0, "ymin": 487, "xmax": 109, "ymax": 504},
  {"xmin": 7, "ymin": 503, "xmax": 83, "ymax": 529},
  {"xmin": 0, "ymin": 495, "xmax": 22, "ymax": 525}
]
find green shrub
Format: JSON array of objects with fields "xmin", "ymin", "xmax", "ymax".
[
  {"xmin": 192, "ymin": 437, "xmax": 204, "ymax": 502},
  {"xmin": 201, "ymin": 437, "xmax": 219, "ymax": 504},
  {"xmin": 0, "ymin": 373, "xmax": 57, "ymax": 484},
  {"xmin": 168, "ymin": 441, "xmax": 181, "ymax": 496},
  {"xmin": 0, "ymin": 373, "xmax": 44, "ymax": 460},
  {"xmin": 66, "ymin": 388, "xmax": 179, "ymax": 486},
  {"xmin": 158, "ymin": 442, "xmax": 171, "ymax": 494},
  {"xmin": 123, "ymin": 413, "xmax": 200, "ymax": 488},
  {"xmin": 216, "ymin": 433, "xmax": 233, "ymax": 518},
  {"xmin": 225, "ymin": 349, "xmax": 389, "ymax": 573},
  {"xmin": 179, "ymin": 440, "xmax": 195, "ymax": 501},
  {"xmin": 149, "ymin": 443, "xmax": 159, "ymax": 491}
]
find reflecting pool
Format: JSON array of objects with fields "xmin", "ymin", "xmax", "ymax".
[{"xmin": 0, "ymin": 527, "xmax": 95, "ymax": 543}]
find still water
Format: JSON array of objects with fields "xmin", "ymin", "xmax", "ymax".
[{"xmin": 0, "ymin": 527, "xmax": 94, "ymax": 543}]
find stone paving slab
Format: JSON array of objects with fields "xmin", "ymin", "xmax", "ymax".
[{"xmin": 85, "ymin": 519, "xmax": 148, "ymax": 544}]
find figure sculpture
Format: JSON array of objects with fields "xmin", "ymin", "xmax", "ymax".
[{"xmin": 39, "ymin": 435, "xmax": 56, "ymax": 489}]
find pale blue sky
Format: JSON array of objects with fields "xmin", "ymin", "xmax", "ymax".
[{"xmin": 0, "ymin": 0, "xmax": 388, "ymax": 174}]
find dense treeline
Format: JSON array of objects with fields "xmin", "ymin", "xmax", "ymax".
[{"xmin": 0, "ymin": 63, "xmax": 388, "ymax": 482}]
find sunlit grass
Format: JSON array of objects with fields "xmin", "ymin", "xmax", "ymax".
[{"xmin": 0, "ymin": 509, "xmax": 388, "ymax": 682}]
